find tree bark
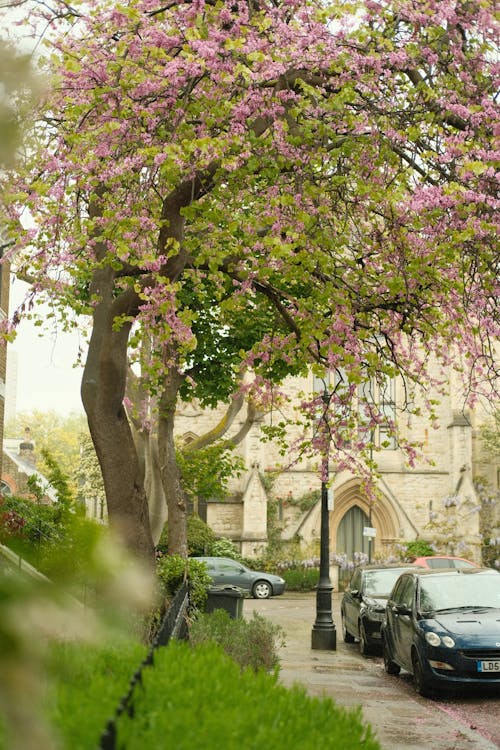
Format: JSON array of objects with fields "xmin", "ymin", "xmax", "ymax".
[
  {"xmin": 158, "ymin": 363, "xmax": 187, "ymax": 557},
  {"xmin": 81, "ymin": 266, "xmax": 155, "ymax": 567}
]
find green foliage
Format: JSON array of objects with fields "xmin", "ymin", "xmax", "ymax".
[
  {"xmin": 190, "ymin": 609, "xmax": 285, "ymax": 672},
  {"xmin": 177, "ymin": 443, "xmax": 245, "ymax": 503},
  {"xmin": 285, "ymin": 489, "xmax": 321, "ymax": 512},
  {"xmin": 43, "ymin": 639, "xmax": 147, "ymax": 750},
  {"xmin": 116, "ymin": 641, "xmax": 381, "ymax": 750},
  {"xmin": 280, "ymin": 567, "xmax": 319, "ymax": 591},
  {"xmin": 187, "ymin": 514, "xmax": 216, "ymax": 556},
  {"xmin": 74, "ymin": 433, "xmax": 105, "ymax": 514},
  {"xmin": 479, "ymin": 410, "xmax": 500, "ymax": 457},
  {"xmin": 157, "ymin": 514, "xmax": 216, "ymax": 556},
  {"xmin": 5, "ymin": 411, "xmax": 89, "ymax": 496},
  {"xmin": 156, "ymin": 554, "xmax": 212, "ymax": 611},
  {"xmin": 481, "ymin": 538, "xmax": 500, "ymax": 569},
  {"xmin": 398, "ymin": 540, "xmax": 435, "ymax": 560},
  {"xmin": 40, "ymin": 448, "xmax": 75, "ymax": 507},
  {"xmin": 0, "ymin": 40, "xmax": 38, "ymax": 169},
  {"xmin": 209, "ymin": 537, "xmax": 243, "ymax": 561},
  {"xmin": 0, "ymin": 493, "xmax": 108, "ymax": 594}
]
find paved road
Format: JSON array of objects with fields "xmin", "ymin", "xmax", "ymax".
[{"xmin": 243, "ymin": 592, "xmax": 500, "ymax": 750}]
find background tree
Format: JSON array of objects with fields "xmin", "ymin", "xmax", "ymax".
[
  {"xmin": 1, "ymin": 0, "xmax": 498, "ymax": 568},
  {"xmin": 479, "ymin": 410, "xmax": 500, "ymax": 458},
  {"xmin": 6, "ymin": 410, "xmax": 88, "ymax": 493},
  {"xmin": 0, "ymin": 38, "xmax": 39, "ymax": 169}
]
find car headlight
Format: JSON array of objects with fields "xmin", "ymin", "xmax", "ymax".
[
  {"xmin": 425, "ymin": 632, "xmax": 455, "ymax": 648},
  {"xmin": 425, "ymin": 632, "xmax": 441, "ymax": 647}
]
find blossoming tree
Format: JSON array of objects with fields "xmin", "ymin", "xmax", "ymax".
[{"xmin": 2, "ymin": 0, "xmax": 498, "ymax": 566}]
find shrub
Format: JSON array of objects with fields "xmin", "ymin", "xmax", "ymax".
[
  {"xmin": 280, "ymin": 567, "xmax": 319, "ymax": 591},
  {"xmin": 399, "ymin": 540, "xmax": 435, "ymax": 561},
  {"xmin": 482, "ymin": 538, "xmax": 500, "ymax": 569},
  {"xmin": 156, "ymin": 514, "xmax": 215, "ymax": 556},
  {"xmin": 156, "ymin": 554, "xmax": 212, "ymax": 612},
  {"xmin": 0, "ymin": 494, "xmax": 109, "ymax": 598},
  {"xmin": 116, "ymin": 641, "xmax": 381, "ymax": 750},
  {"xmin": 189, "ymin": 609, "xmax": 285, "ymax": 672},
  {"xmin": 209, "ymin": 537, "xmax": 243, "ymax": 560}
]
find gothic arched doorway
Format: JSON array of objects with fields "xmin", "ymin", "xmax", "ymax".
[{"xmin": 336, "ymin": 505, "xmax": 371, "ymax": 560}]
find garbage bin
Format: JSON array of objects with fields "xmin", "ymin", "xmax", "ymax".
[{"xmin": 205, "ymin": 585, "xmax": 245, "ymax": 619}]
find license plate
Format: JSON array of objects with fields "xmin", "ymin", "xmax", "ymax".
[{"xmin": 477, "ymin": 660, "xmax": 500, "ymax": 672}]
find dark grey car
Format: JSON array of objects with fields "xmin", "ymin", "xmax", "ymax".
[
  {"xmin": 341, "ymin": 564, "xmax": 419, "ymax": 655},
  {"xmin": 193, "ymin": 556, "xmax": 286, "ymax": 599}
]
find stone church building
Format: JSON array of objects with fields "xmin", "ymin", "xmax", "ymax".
[{"xmin": 176, "ymin": 369, "xmax": 499, "ymax": 566}]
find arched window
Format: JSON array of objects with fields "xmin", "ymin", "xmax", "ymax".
[{"xmin": 0, "ymin": 480, "xmax": 12, "ymax": 496}]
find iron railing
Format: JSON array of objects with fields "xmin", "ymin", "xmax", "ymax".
[{"xmin": 98, "ymin": 581, "xmax": 189, "ymax": 750}]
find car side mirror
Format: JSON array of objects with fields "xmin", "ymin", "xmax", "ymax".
[
  {"xmin": 393, "ymin": 603, "xmax": 411, "ymax": 616},
  {"xmin": 350, "ymin": 588, "xmax": 360, "ymax": 598}
]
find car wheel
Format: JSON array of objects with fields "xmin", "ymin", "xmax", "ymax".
[
  {"xmin": 383, "ymin": 640, "xmax": 400, "ymax": 675},
  {"xmin": 412, "ymin": 650, "xmax": 434, "ymax": 698},
  {"xmin": 252, "ymin": 580, "xmax": 272, "ymax": 599},
  {"xmin": 341, "ymin": 612, "xmax": 355, "ymax": 643},
  {"xmin": 359, "ymin": 620, "xmax": 373, "ymax": 656}
]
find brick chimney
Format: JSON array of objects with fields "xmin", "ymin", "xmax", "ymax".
[{"xmin": 19, "ymin": 427, "xmax": 36, "ymax": 465}]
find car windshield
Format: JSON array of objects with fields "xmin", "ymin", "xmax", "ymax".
[
  {"xmin": 418, "ymin": 574, "xmax": 500, "ymax": 613},
  {"xmin": 363, "ymin": 569, "xmax": 408, "ymax": 597}
]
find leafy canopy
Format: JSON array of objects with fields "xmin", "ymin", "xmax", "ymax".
[{"xmin": 2, "ymin": 0, "xmax": 498, "ymax": 475}]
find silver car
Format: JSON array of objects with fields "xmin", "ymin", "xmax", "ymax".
[{"xmin": 193, "ymin": 556, "xmax": 286, "ymax": 599}]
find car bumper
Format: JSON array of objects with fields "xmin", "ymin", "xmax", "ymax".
[
  {"xmin": 272, "ymin": 582, "xmax": 286, "ymax": 596},
  {"xmin": 422, "ymin": 648, "xmax": 500, "ymax": 689},
  {"xmin": 362, "ymin": 616, "xmax": 384, "ymax": 645}
]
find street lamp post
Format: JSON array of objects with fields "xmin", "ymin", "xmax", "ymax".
[{"xmin": 311, "ymin": 387, "xmax": 336, "ymax": 651}]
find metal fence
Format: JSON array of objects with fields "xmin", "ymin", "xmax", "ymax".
[{"xmin": 98, "ymin": 581, "xmax": 189, "ymax": 750}]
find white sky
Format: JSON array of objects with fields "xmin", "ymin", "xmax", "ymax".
[{"xmin": 7, "ymin": 276, "xmax": 86, "ymax": 416}]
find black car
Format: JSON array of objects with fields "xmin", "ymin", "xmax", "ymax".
[
  {"xmin": 341, "ymin": 564, "xmax": 419, "ymax": 655},
  {"xmin": 192, "ymin": 556, "xmax": 286, "ymax": 599},
  {"xmin": 381, "ymin": 567, "xmax": 500, "ymax": 697}
]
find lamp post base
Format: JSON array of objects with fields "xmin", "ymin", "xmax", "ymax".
[
  {"xmin": 311, "ymin": 625, "xmax": 337, "ymax": 651},
  {"xmin": 311, "ymin": 582, "xmax": 336, "ymax": 650}
]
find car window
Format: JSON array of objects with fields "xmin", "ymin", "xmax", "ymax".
[
  {"xmin": 350, "ymin": 570, "xmax": 362, "ymax": 590},
  {"xmin": 391, "ymin": 576, "xmax": 408, "ymax": 602},
  {"xmin": 363, "ymin": 569, "xmax": 409, "ymax": 597},
  {"xmin": 427, "ymin": 558, "xmax": 455, "ymax": 569},
  {"xmin": 218, "ymin": 562, "xmax": 244, "ymax": 573},
  {"xmin": 392, "ymin": 576, "xmax": 415, "ymax": 609}
]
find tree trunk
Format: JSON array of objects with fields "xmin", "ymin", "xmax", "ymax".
[
  {"xmin": 127, "ymin": 365, "xmax": 167, "ymax": 545},
  {"xmin": 131, "ymin": 425, "xmax": 166, "ymax": 545},
  {"xmin": 81, "ymin": 267, "xmax": 155, "ymax": 568},
  {"xmin": 158, "ymin": 364, "xmax": 187, "ymax": 557}
]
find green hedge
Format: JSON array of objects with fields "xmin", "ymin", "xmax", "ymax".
[
  {"xmin": 116, "ymin": 641, "xmax": 380, "ymax": 750},
  {"xmin": 281, "ymin": 567, "xmax": 319, "ymax": 591},
  {"xmin": 0, "ymin": 639, "xmax": 148, "ymax": 750}
]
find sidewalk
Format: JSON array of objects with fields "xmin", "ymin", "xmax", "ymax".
[{"xmin": 244, "ymin": 592, "xmax": 499, "ymax": 750}]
